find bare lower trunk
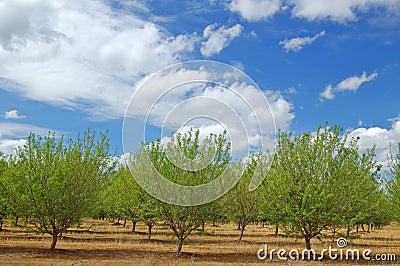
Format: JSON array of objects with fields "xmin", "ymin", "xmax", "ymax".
[
  {"xmin": 332, "ymin": 228, "xmax": 336, "ymax": 242},
  {"xmin": 147, "ymin": 223, "xmax": 153, "ymax": 240},
  {"xmin": 50, "ymin": 234, "xmax": 58, "ymax": 250},
  {"xmin": 176, "ymin": 238, "xmax": 184, "ymax": 255},
  {"xmin": 304, "ymin": 236, "xmax": 311, "ymax": 250},
  {"xmin": 237, "ymin": 222, "xmax": 241, "ymax": 230},
  {"xmin": 123, "ymin": 218, "xmax": 127, "ymax": 228},
  {"xmin": 201, "ymin": 222, "xmax": 205, "ymax": 232},
  {"xmin": 238, "ymin": 224, "xmax": 246, "ymax": 240},
  {"xmin": 275, "ymin": 223, "xmax": 279, "ymax": 237},
  {"xmin": 131, "ymin": 220, "xmax": 137, "ymax": 233},
  {"xmin": 356, "ymin": 224, "xmax": 359, "ymax": 235},
  {"xmin": 0, "ymin": 218, "xmax": 3, "ymax": 231}
]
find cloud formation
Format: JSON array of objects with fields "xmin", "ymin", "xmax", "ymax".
[
  {"xmin": 347, "ymin": 116, "xmax": 400, "ymax": 171},
  {"xmin": 229, "ymin": 0, "xmax": 281, "ymax": 21},
  {"xmin": 4, "ymin": 109, "xmax": 26, "ymax": 119},
  {"xmin": 124, "ymin": 65, "xmax": 295, "ymax": 153},
  {"xmin": 228, "ymin": 0, "xmax": 399, "ymax": 23},
  {"xmin": 280, "ymin": 30, "xmax": 326, "ymax": 52},
  {"xmin": 289, "ymin": 0, "xmax": 400, "ymax": 23},
  {"xmin": 0, "ymin": 0, "xmax": 197, "ymax": 119},
  {"xmin": 200, "ymin": 24, "xmax": 243, "ymax": 57},
  {"xmin": 0, "ymin": 122, "xmax": 55, "ymax": 155},
  {"xmin": 320, "ymin": 72, "xmax": 378, "ymax": 101}
]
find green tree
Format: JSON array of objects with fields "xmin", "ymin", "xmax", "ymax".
[
  {"xmin": 388, "ymin": 142, "xmax": 400, "ymax": 222},
  {"xmin": 4, "ymin": 130, "xmax": 116, "ymax": 249},
  {"xmin": 0, "ymin": 153, "xmax": 8, "ymax": 231},
  {"xmin": 267, "ymin": 124, "xmax": 380, "ymax": 250},
  {"xmin": 130, "ymin": 129, "xmax": 231, "ymax": 254},
  {"xmin": 223, "ymin": 153, "xmax": 266, "ymax": 240}
]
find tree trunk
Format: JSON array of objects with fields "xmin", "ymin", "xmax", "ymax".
[
  {"xmin": 131, "ymin": 220, "xmax": 137, "ymax": 233},
  {"xmin": 367, "ymin": 224, "xmax": 370, "ymax": 233},
  {"xmin": 238, "ymin": 224, "xmax": 245, "ymax": 240},
  {"xmin": 332, "ymin": 228, "xmax": 336, "ymax": 242},
  {"xmin": 356, "ymin": 224, "xmax": 359, "ymax": 235},
  {"xmin": 50, "ymin": 234, "xmax": 58, "ymax": 250},
  {"xmin": 275, "ymin": 223, "xmax": 279, "ymax": 237},
  {"xmin": 361, "ymin": 224, "xmax": 365, "ymax": 232},
  {"xmin": 176, "ymin": 237, "xmax": 184, "ymax": 255},
  {"xmin": 201, "ymin": 221, "xmax": 205, "ymax": 232},
  {"xmin": 237, "ymin": 222, "xmax": 241, "ymax": 230},
  {"xmin": 0, "ymin": 218, "xmax": 3, "ymax": 231},
  {"xmin": 346, "ymin": 226, "xmax": 350, "ymax": 237},
  {"xmin": 123, "ymin": 218, "xmax": 127, "ymax": 228},
  {"xmin": 305, "ymin": 237, "xmax": 311, "ymax": 250},
  {"xmin": 147, "ymin": 223, "xmax": 153, "ymax": 241}
]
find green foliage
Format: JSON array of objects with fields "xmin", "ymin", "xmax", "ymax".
[
  {"xmin": 223, "ymin": 152, "xmax": 266, "ymax": 240},
  {"xmin": 3, "ymin": 129, "xmax": 116, "ymax": 249},
  {"xmin": 266, "ymin": 124, "xmax": 383, "ymax": 249},
  {"xmin": 388, "ymin": 142, "xmax": 400, "ymax": 222},
  {"xmin": 131, "ymin": 128, "xmax": 231, "ymax": 254},
  {"xmin": 0, "ymin": 153, "xmax": 8, "ymax": 230}
]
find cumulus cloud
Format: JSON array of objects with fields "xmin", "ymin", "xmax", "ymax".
[
  {"xmin": 289, "ymin": 0, "xmax": 400, "ymax": 23},
  {"xmin": 280, "ymin": 30, "xmax": 325, "ymax": 52},
  {"xmin": 0, "ymin": 138, "xmax": 26, "ymax": 155},
  {"xmin": 320, "ymin": 72, "xmax": 378, "ymax": 101},
  {"xmin": 347, "ymin": 116, "xmax": 400, "ymax": 171},
  {"xmin": 336, "ymin": 72, "xmax": 378, "ymax": 91},
  {"xmin": 124, "ymin": 64, "xmax": 295, "ymax": 154},
  {"xmin": 0, "ymin": 122, "xmax": 54, "ymax": 139},
  {"xmin": 320, "ymin": 84, "xmax": 335, "ymax": 100},
  {"xmin": 200, "ymin": 24, "xmax": 243, "ymax": 57},
  {"xmin": 0, "ymin": 0, "xmax": 198, "ymax": 119},
  {"xmin": 3, "ymin": 109, "xmax": 26, "ymax": 119},
  {"xmin": 0, "ymin": 122, "xmax": 57, "ymax": 155},
  {"xmin": 229, "ymin": 0, "xmax": 281, "ymax": 21},
  {"xmin": 226, "ymin": 0, "xmax": 399, "ymax": 23}
]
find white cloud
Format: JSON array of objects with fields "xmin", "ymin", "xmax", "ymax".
[
  {"xmin": 0, "ymin": 0, "xmax": 197, "ymax": 119},
  {"xmin": 226, "ymin": 0, "xmax": 399, "ymax": 23},
  {"xmin": 320, "ymin": 72, "xmax": 378, "ymax": 101},
  {"xmin": 320, "ymin": 84, "xmax": 335, "ymax": 101},
  {"xmin": 280, "ymin": 30, "xmax": 326, "ymax": 52},
  {"xmin": 336, "ymin": 72, "xmax": 378, "ymax": 91},
  {"xmin": 200, "ymin": 24, "xmax": 243, "ymax": 57},
  {"xmin": 0, "ymin": 138, "xmax": 26, "ymax": 155},
  {"xmin": 0, "ymin": 122, "xmax": 54, "ymax": 139},
  {"xmin": 229, "ymin": 0, "xmax": 281, "ymax": 21},
  {"xmin": 0, "ymin": 122, "xmax": 58, "ymax": 155},
  {"xmin": 124, "ymin": 64, "xmax": 295, "ymax": 154},
  {"xmin": 3, "ymin": 109, "xmax": 26, "ymax": 119},
  {"xmin": 289, "ymin": 0, "xmax": 400, "ymax": 23},
  {"xmin": 347, "ymin": 116, "xmax": 400, "ymax": 171}
]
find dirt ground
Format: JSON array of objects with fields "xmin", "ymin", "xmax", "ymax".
[{"xmin": 0, "ymin": 219, "xmax": 399, "ymax": 265}]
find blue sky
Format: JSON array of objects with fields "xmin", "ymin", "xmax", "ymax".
[{"xmin": 0, "ymin": 0, "xmax": 399, "ymax": 167}]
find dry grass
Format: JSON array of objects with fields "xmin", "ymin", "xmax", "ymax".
[{"xmin": 0, "ymin": 219, "xmax": 399, "ymax": 265}]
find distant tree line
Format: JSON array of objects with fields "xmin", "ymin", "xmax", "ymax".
[{"xmin": 0, "ymin": 125, "xmax": 399, "ymax": 255}]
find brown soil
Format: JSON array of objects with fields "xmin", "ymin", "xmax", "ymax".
[{"xmin": 0, "ymin": 219, "xmax": 399, "ymax": 265}]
